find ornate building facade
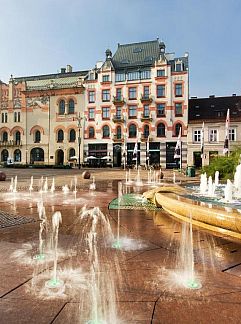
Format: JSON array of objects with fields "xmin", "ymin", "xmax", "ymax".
[{"xmin": 0, "ymin": 39, "xmax": 189, "ymax": 168}]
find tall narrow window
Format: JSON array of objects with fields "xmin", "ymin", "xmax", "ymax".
[
  {"xmin": 89, "ymin": 127, "xmax": 95, "ymax": 138},
  {"xmin": 102, "ymin": 107, "xmax": 110, "ymax": 119},
  {"xmin": 34, "ymin": 130, "xmax": 41, "ymax": 143},
  {"xmin": 68, "ymin": 99, "xmax": 75, "ymax": 114},
  {"xmin": 102, "ymin": 125, "xmax": 110, "ymax": 138},
  {"xmin": 88, "ymin": 91, "xmax": 95, "ymax": 103},
  {"xmin": 129, "ymin": 124, "xmax": 137, "ymax": 138},
  {"xmin": 88, "ymin": 108, "xmax": 95, "ymax": 120},
  {"xmin": 157, "ymin": 85, "xmax": 165, "ymax": 97},
  {"xmin": 116, "ymin": 126, "xmax": 122, "ymax": 139},
  {"xmin": 143, "ymin": 105, "xmax": 149, "ymax": 117},
  {"xmin": 2, "ymin": 132, "xmax": 8, "ymax": 142},
  {"xmin": 143, "ymin": 86, "xmax": 149, "ymax": 98},
  {"xmin": 128, "ymin": 106, "xmax": 137, "ymax": 118},
  {"xmin": 14, "ymin": 112, "xmax": 17, "ymax": 122},
  {"xmin": 156, "ymin": 104, "xmax": 165, "ymax": 117},
  {"xmin": 143, "ymin": 125, "xmax": 149, "ymax": 138},
  {"xmin": 175, "ymin": 124, "xmax": 182, "ymax": 137},
  {"xmin": 69, "ymin": 129, "xmax": 76, "ymax": 142},
  {"xmin": 57, "ymin": 129, "xmax": 64, "ymax": 142},
  {"xmin": 175, "ymin": 103, "xmax": 182, "ymax": 116},
  {"xmin": 157, "ymin": 123, "xmax": 165, "ymax": 137},
  {"xmin": 59, "ymin": 100, "xmax": 65, "ymax": 115},
  {"xmin": 128, "ymin": 87, "xmax": 137, "ymax": 100},
  {"xmin": 102, "ymin": 89, "xmax": 110, "ymax": 102},
  {"xmin": 15, "ymin": 131, "xmax": 21, "ymax": 144},
  {"xmin": 175, "ymin": 84, "xmax": 182, "ymax": 97}
]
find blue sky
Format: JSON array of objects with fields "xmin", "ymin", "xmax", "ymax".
[{"xmin": 0, "ymin": 0, "xmax": 240, "ymax": 97}]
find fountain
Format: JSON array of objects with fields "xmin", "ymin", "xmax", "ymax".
[
  {"xmin": 29, "ymin": 176, "xmax": 34, "ymax": 195},
  {"xmin": 135, "ymin": 166, "xmax": 143, "ymax": 186},
  {"xmin": 13, "ymin": 175, "xmax": 18, "ymax": 193},
  {"xmin": 50, "ymin": 177, "xmax": 55, "ymax": 193},
  {"xmin": 89, "ymin": 176, "xmax": 96, "ymax": 191},
  {"xmin": 62, "ymin": 184, "xmax": 70, "ymax": 194},
  {"xmin": 79, "ymin": 207, "xmax": 119, "ymax": 324},
  {"xmin": 234, "ymin": 163, "xmax": 241, "ymax": 198},
  {"xmin": 125, "ymin": 169, "xmax": 132, "ymax": 185},
  {"xmin": 112, "ymin": 182, "xmax": 123, "ymax": 249},
  {"xmin": 45, "ymin": 211, "xmax": 64, "ymax": 289},
  {"xmin": 34, "ymin": 201, "xmax": 47, "ymax": 260},
  {"xmin": 224, "ymin": 179, "xmax": 233, "ymax": 203},
  {"xmin": 179, "ymin": 214, "xmax": 202, "ymax": 289},
  {"xmin": 43, "ymin": 177, "xmax": 48, "ymax": 193},
  {"xmin": 200, "ymin": 173, "xmax": 208, "ymax": 195},
  {"xmin": 208, "ymin": 176, "xmax": 215, "ymax": 197},
  {"xmin": 173, "ymin": 171, "xmax": 176, "ymax": 184},
  {"xmin": 9, "ymin": 177, "xmax": 14, "ymax": 192},
  {"xmin": 214, "ymin": 171, "xmax": 219, "ymax": 187}
]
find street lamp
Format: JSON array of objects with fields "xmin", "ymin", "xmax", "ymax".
[{"xmin": 75, "ymin": 113, "xmax": 83, "ymax": 169}]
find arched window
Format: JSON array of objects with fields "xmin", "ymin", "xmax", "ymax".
[
  {"xmin": 157, "ymin": 123, "xmax": 165, "ymax": 137},
  {"xmin": 116, "ymin": 126, "xmax": 122, "ymax": 139},
  {"xmin": 68, "ymin": 99, "xmax": 75, "ymax": 114},
  {"xmin": 1, "ymin": 149, "xmax": 8, "ymax": 162},
  {"xmin": 89, "ymin": 127, "xmax": 95, "ymax": 138},
  {"xmin": 14, "ymin": 149, "xmax": 21, "ymax": 162},
  {"xmin": 175, "ymin": 123, "xmax": 182, "ymax": 137},
  {"xmin": 143, "ymin": 125, "xmax": 149, "ymax": 138},
  {"xmin": 57, "ymin": 129, "xmax": 64, "ymax": 142},
  {"xmin": 129, "ymin": 124, "xmax": 137, "ymax": 138},
  {"xmin": 102, "ymin": 125, "xmax": 110, "ymax": 138},
  {"xmin": 2, "ymin": 132, "xmax": 8, "ymax": 142},
  {"xmin": 30, "ymin": 148, "xmax": 44, "ymax": 162},
  {"xmin": 59, "ymin": 100, "xmax": 65, "ymax": 115},
  {"xmin": 15, "ymin": 131, "xmax": 21, "ymax": 144},
  {"xmin": 34, "ymin": 130, "xmax": 41, "ymax": 143},
  {"xmin": 69, "ymin": 148, "xmax": 75, "ymax": 159},
  {"xmin": 69, "ymin": 129, "xmax": 76, "ymax": 142}
]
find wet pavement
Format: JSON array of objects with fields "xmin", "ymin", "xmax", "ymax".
[{"xmin": 0, "ymin": 169, "xmax": 241, "ymax": 323}]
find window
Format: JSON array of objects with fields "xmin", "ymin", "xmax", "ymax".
[
  {"xmin": 115, "ymin": 73, "xmax": 125, "ymax": 82},
  {"xmin": 209, "ymin": 129, "xmax": 218, "ymax": 142},
  {"xmin": 175, "ymin": 123, "xmax": 182, "ymax": 137},
  {"xmin": 89, "ymin": 72, "xmax": 95, "ymax": 80},
  {"xmin": 2, "ymin": 132, "xmax": 8, "ymax": 142},
  {"xmin": 69, "ymin": 129, "xmax": 76, "ymax": 142},
  {"xmin": 18, "ymin": 112, "xmax": 20, "ymax": 122},
  {"xmin": 88, "ymin": 108, "xmax": 95, "ymax": 120},
  {"xmin": 193, "ymin": 130, "xmax": 201, "ymax": 142},
  {"xmin": 229, "ymin": 128, "xmax": 236, "ymax": 141},
  {"xmin": 14, "ymin": 149, "xmax": 21, "ymax": 162},
  {"xmin": 102, "ymin": 89, "xmax": 110, "ymax": 102},
  {"xmin": 57, "ymin": 129, "xmax": 64, "ymax": 142},
  {"xmin": 143, "ymin": 105, "xmax": 149, "ymax": 117},
  {"xmin": 176, "ymin": 63, "xmax": 183, "ymax": 72},
  {"xmin": 116, "ymin": 106, "xmax": 122, "ymax": 117},
  {"xmin": 175, "ymin": 84, "xmax": 182, "ymax": 97},
  {"xmin": 143, "ymin": 86, "xmax": 149, "ymax": 98},
  {"xmin": 129, "ymin": 87, "xmax": 137, "ymax": 100},
  {"xmin": 15, "ymin": 131, "xmax": 21, "ymax": 143},
  {"xmin": 157, "ymin": 123, "xmax": 165, "ymax": 137},
  {"xmin": 128, "ymin": 106, "xmax": 137, "ymax": 118},
  {"xmin": 59, "ymin": 100, "xmax": 65, "ymax": 115},
  {"xmin": 143, "ymin": 125, "xmax": 149, "ymax": 138},
  {"xmin": 34, "ymin": 130, "xmax": 41, "ymax": 143},
  {"xmin": 88, "ymin": 91, "xmax": 95, "ymax": 103},
  {"xmin": 127, "ymin": 71, "xmax": 139, "ymax": 81},
  {"xmin": 129, "ymin": 124, "xmax": 137, "ymax": 138},
  {"xmin": 1, "ymin": 112, "xmax": 8, "ymax": 123},
  {"xmin": 102, "ymin": 75, "xmax": 110, "ymax": 82},
  {"xmin": 156, "ymin": 104, "xmax": 165, "ymax": 117},
  {"xmin": 116, "ymin": 88, "xmax": 122, "ymax": 100},
  {"xmin": 116, "ymin": 126, "xmax": 122, "ymax": 139},
  {"xmin": 140, "ymin": 70, "xmax": 151, "ymax": 79},
  {"xmin": 157, "ymin": 69, "xmax": 165, "ymax": 77},
  {"xmin": 102, "ymin": 107, "xmax": 110, "ymax": 119},
  {"xmin": 69, "ymin": 148, "xmax": 75, "ymax": 159},
  {"xmin": 1, "ymin": 149, "xmax": 8, "ymax": 162},
  {"xmin": 102, "ymin": 125, "xmax": 110, "ymax": 138},
  {"xmin": 14, "ymin": 112, "xmax": 17, "ymax": 122},
  {"xmin": 175, "ymin": 103, "xmax": 182, "ymax": 116},
  {"xmin": 89, "ymin": 127, "xmax": 95, "ymax": 138},
  {"xmin": 157, "ymin": 85, "xmax": 165, "ymax": 97},
  {"xmin": 68, "ymin": 99, "xmax": 75, "ymax": 114}
]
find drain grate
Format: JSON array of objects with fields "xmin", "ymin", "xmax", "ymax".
[
  {"xmin": 0, "ymin": 211, "xmax": 35, "ymax": 229},
  {"xmin": 109, "ymin": 193, "xmax": 160, "ymax": 211}
]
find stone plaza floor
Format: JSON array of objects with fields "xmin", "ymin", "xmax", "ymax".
[{"xmin": 0, "ymin": 168, "xmax": 241, "ymax": 323}]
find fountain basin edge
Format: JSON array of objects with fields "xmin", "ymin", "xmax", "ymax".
[{"xmin": 143, "ymin": 186, "xmax": 241, "ymax": 240}]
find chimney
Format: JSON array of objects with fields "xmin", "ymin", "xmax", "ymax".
[
  {"xmin": 66, "ymin": 65, "xmax": 72, "ymax": 73},
  {"xmin": 60, "ymin": 68, "xmax": 66, "ymax": 74},
  {"xmin": 209, "ymin": 95, "xmax": 215, "ymax": 98},
  {"xmin": 232, "ymin": 93, "xmax": 236, "ymax": 96}
]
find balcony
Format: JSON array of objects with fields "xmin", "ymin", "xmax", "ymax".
[
  {"xmin": 141, "ymin": 135, "xmax": 152, "ymax": 142},
  {"xmin": 113, "ymin": 96, "xmax": 125, "ymax": 105},
  {"xmin": 112, "ymin": 134, "xmax": 124, "ymax": 142},
  {"xmin": 0, "ymin": 140, "xmax": 22, "ymax": 147},
  {"xmin": 140, "ymin": 94, "xmax": 153, "ymax": 103},
  {"xmin": 112, "ymin": 115, "xmax": 124, "ymax": 123},
  {"xmin": 141, "ymin": 114, "xmax": 152, "ymax": 122}
]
